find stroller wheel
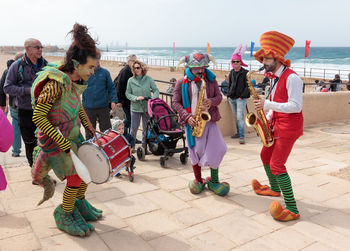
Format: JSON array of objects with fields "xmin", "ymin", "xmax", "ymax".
[
  {"xmin": 160, "ymin": 156, "xmax": 166, "ymax": 168},
  {"xmin": 137, "ymin": 147, "xmax": 146, "ymax": 161},
  {"xmin": 168, "ymin": 152, "xmax": 174, "ymax": 157},
  {"xmin": 180, "ymin": 153, "xmax": 188, "ymax": 165}
]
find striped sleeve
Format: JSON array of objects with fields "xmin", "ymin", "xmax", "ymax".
[
  {"xmin": 37, "ymin": 80, "xmax": 62, "ymax": 104},
  {"xmin": 79, "ymin": 108, "xmax": 89, "ymax": 129},
  {"xmin": 32, "ymin": 82, "xmax": 71, "ymax": 151}
]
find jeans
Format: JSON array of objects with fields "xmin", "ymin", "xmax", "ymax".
[
  {"xmin": 123, "ymin": 106, "xmax": 131, "ymax": 134},
  {"xmin": 18, "ymin": 109, "xmax": 37, "ymax": 167},
  {"xmin": 228, "ymin": 98, "xmax": 247, "ymax": 138},
  {"xmin": 130, "ymin": 111, "xmax": 148, "ymax": 143},
  {"xmin": 85, "ymin": 106, "xmax": 112, "ymax": 140},
  {"xmin": 10, "ymin": 107, "xmax": 21, "ymax": 155}
]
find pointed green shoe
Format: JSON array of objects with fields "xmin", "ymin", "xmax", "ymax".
[
  {"xmin": 53, "ymin": 205, "xmax": 85, "ymax": 237},
  {"xmin": 75, "ymin": 199, "xmax": 102, "ymax": 221},
  {"xmin": 206, "ymin": 178, "xmax": 230, "ymax": 196},
  {"xmin": 188, "ymin": 179, "xmax": 206, "ymax": 194}
]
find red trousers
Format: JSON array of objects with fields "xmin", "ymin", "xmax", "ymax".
[{"xmin": 260, "ymin": 137, "xmax": 298, "ymax": 175}]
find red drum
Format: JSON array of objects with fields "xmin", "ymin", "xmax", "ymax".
[{"xmin": 77, "ymin": 130, "xmax": 131, "ymax": 184}]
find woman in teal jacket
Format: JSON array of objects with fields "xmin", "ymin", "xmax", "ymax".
[{"xmin": 125, "ymin": 60, "xmax": 159, "ymax": 143}]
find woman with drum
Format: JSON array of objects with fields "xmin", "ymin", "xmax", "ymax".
[
  {"xmin": 125, "ymin": 60, "xmax": 159, "ymax": 144},
  {"xmin": 31, "ymin": 23, "xmax": 102, "ymax": 237}
]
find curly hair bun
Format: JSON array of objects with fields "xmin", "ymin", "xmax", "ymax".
[{"xmin": 70, "ymin": 23, "xmax": 96, "ymax": 51}]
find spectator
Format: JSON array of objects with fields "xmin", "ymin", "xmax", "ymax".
[
  {"xmin": 329, "ymin": 74, "xmax": 341, "ymax": 92},
  {"xmin": 0, "ymin": 52, "xmax": 23, "ymax": 157},
  {"xmin": 0, "ymin": 109, "xmax": 14, "ymax": 192},
  {"xmin": 125, "ymin": 60, "xmax": 159, "ymax": 144},
  {"xmin": 321, "ymin": 82, "xmax": 329, "ymax": 92},
  {"xmin": 220, "ymin": 75, "xmax": 229, "ymax": 96},
  {"xmin": 347, "ymin": 73, "xmax": 350, "ymax": 91},
  {"xmin": 227, "ymin": 45, "xmax": 250, "ymax": 144},
  {"xmin": 114, "ymin": 54, "xmax": 137, "ymax": 134},
  {"xmin": 166, "ymin": 77, "xmax": 176, "ymax": 94},
  {"xmin": 4, "ymin": 38, "xmax": 47, "ymax": 167},
  {"xmin": 82, "ymin": 49, "xmax": 118, "ymax": 139}
]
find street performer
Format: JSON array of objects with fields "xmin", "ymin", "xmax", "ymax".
[
  {"xmin": 252, "ymin": 31, "xmax": 303, "ymax": 221},
  {"xmin": 173, "ymin": 51, "xmax": 229, "ymax": 196},
  {"xmin": 31, "ymin": 23, "xmax": 102, "ymax": 236}
]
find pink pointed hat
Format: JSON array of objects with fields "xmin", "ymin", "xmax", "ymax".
[{"xmin": 231, "ymin": 44, "xmax": 248, "ymax": 68}]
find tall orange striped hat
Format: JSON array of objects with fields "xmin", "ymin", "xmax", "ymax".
[{"xmin": 254, "ymin": 31, "xmax": 295, "ymax": 67}]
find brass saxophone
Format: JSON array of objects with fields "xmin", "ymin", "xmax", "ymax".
[
  {"xmin": 192, "ymin": 81, "xmax": 211, "ymax": 138},
  {"xmin": 245, "ymin": 67, "xmax": 274, "ymax": 147}
]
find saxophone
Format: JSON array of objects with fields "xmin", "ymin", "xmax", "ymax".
[
  {"xmin": 245, "ymin": 67, "xmax": 274, "ymax": 147},
  {"xmin": 192, "ymin": 81, "xmax": 211, "ymax": 138}
]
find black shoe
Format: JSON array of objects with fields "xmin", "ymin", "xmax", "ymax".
[
  {"xmin": 231, "ymin": 133, "xmax": 240, "ymax": 139},
  {"xmin": 135, "ymin": 139, "xmax": 142, "ymax": 144},
  {"xmin": 12, "ymin": 153, "xmax": 20, "ymax": 157}
]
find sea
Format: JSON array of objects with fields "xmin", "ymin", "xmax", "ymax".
[{"xmin": 47, "ymin": 47, "xmax": 350, "ymax": 80}]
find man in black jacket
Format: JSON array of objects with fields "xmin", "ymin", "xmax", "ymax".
[
  {"xmin": 227, "ymin": 53, "xmax": 250, "ymax": 144},
  {"xmin": 114, "ymin": 54, "xmax": 137, "ymax": 134}
]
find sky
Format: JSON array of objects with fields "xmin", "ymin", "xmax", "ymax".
[{"xmin": 1, "ymin": 0, "xmax": 349, "ymax": 47}]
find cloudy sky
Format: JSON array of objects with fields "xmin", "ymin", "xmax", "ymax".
[{"xmin": 1, "ymin": 0, "xmax": 349, "ymax": 47}]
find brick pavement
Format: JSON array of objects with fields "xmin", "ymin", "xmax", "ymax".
[{"xmin": 1, "ymin": 120, "xmax": 350, "ymax": 251}]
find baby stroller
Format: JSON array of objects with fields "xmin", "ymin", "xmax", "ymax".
[{"xmin": 136, "ymin": 98, "xmax": 188, "ymax": 167}]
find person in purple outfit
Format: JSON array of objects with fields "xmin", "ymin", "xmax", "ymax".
[{"xmin": 173, "ymin": 51, "xmax": 230, "ymax": 196}]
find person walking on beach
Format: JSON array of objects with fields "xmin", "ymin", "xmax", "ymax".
[
  {"xmin": 125, "ymin": 60, "xmax": 159, "ymax": 144},
  {"xmin": 4, "ymin": 39, "xmax": 47, "ymax": 167},
  {"xmin": 252, "ymin": 31, "xmax": 303, "ymax": 222},
  {"xmin": 0, "ymin": 52, "xmax": 23, "ymax": 157},
  {"xmin": 82, "ymin": 49, "xmax": 118, "ymax": 139},
  {"xmin": 227, "ymin": 44, "xmax": 250, "ymax": 144},
  {"xmin": 115, "ymin": 54, "xmax": 137, "ymax": 135}
]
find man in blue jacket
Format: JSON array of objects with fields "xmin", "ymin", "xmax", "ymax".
[
  {"xmin": 4, "ymin": 39, "xmax": 47, "ymax": 167},
  {"xmin": 82, "ymin": 50, "xmax": 118, "ymax": 139}
]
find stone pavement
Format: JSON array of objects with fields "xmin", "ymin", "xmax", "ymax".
[{"xmin": 1, "ymin": 120, "xmax": 350, "ymax": 251}]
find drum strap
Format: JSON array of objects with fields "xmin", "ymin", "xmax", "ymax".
[{"xmin": 71, "ymin": 83, "xmax": 102, "ymax": 147}]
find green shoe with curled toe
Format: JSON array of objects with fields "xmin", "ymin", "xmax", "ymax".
[
  {"xmin": 72, "ymin": 207, "xmax": 94, "ymax": 235},
  {"xmin": 206, "ymin": 177, "xmax": 230, "ymax": 196},
  {"xmin": 53, "ymin": 205, "xmax": 85, "ymax": 237},
  {"xmin": 75, "ymin": 199, "xmax": 102, "ymax": 221},
  {"xmin": 188, "ymin": 179, "xmax": 206, "ymax": 194}
]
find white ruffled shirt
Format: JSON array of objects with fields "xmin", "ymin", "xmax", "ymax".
[{"xmin": 264, "ymin": 65, "xmax": 303, "ymax": 120}]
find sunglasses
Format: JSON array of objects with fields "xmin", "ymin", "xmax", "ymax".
[
  {"xmin": 134, "ymin": 66, "xmax": 141, "ymax": 70},
  {"xmin": 232, "ymin": 60, "xmax": 240, "ymax": 63},
  {"xmin": 30, "ymin": 46, "xmax": 44, "ymax": 50}
]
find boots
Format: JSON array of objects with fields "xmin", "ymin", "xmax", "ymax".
[
  {"xmin": 75, "ymin": 198, "xmax": 102, "ymax": 221},
  {"xmin": 206, "ymin": 177, "xmax": 230, "ymax": 196},
  {"xmin": 188, "ymin": 179, "xmax": 206, "ymax": 194}
]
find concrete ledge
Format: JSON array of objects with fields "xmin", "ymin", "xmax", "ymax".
[{"xmin": 217, "ymin": 92, "xmax": 350, "ymax": 137}]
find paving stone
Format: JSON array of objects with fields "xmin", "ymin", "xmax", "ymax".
[
  {"xmin": 172, "ymin": 207, "xmax": 211, "ymax": 226},
  {"xmin": 323, "ymin": 193, "xmax": 350, "ymax": 214},
  {"xmin": 189, "ymin": 195, "xmax": 240, "ymax": 218},
  {"xmin": 105, "ymin": 194, "xmax": 159, "ymax": 219},
  {"xmin": 148, "ymin": 233, "xmax": 192, "ymax": 251},
  {"xmin": 93, "ymin": 213, "xmax": 128, "ymax": 234},
  {"xmin": 291, "ymin": 221, "xmax": 350, "ymax": 250},
  {"xmin": 0, "ymin": 232, "xmax": 41, "ymax": 251},
  {"xmin": 143, "ymin": 189, "xmax": 190, "ymax": 212},
  {"xmin": 228, "ymin": 193, "xmax": 276, "ymax": 214},
  {"xmin": 302, "ymin": 242, "xmax": 337, "ymax": 251},
  {"xmin": 189, "ymin": 230, "xmax": 236, "ymax": 250},
  {"xmin": 251, "ymin": 212, "xmax": 291, "ymax": 231},
  {"xmin": 171, "ymin": 188, "xmax": 211, "ymax": 202},
  {"xmin": 143, "ymin": 169, "xmax": 181, "ymax": 180},
  {"xmin": 89, "ymin": 187, "xmax": 126, "ymax": 202},
  {"xmin": 294, "ymin": 184, "xmax": 339, "ymax": 202},
  {"xmin": 99, "ymin": 227, "xmax": 154, "ymax": 251},
  {"xmin": 178, "ymin": 224, "xmax": 211, "ymax": 239},
  {"xmin": 40, "ymin": 232, "xmax": 110, "ymax": 251},
  {"xmin": 1, "ymin": 193, "xmax": 54, "ymax": 213},
  {"xmin": 204, "ymin": 212, "xmax": 273, "ymax": 245},
  {"xmin": 7, "ymin": 180, "xmax": 43, "ymax": 198},
  {"xmin": 24, "ymin": 207, "xmax": 60, "ymax": 239},
  {"xmin": 156, "ymin": 176, "xmax": 188, "ymax": 191},
  {"xmin": 0, "ymin": 213, "xmax": 31, "ymax": 239},
  {"xmin": 267, "ymin": 227, "xmax": 315, "ymax": 250},
  {"xmin": 310, "ymin": 209, "xmax": 350, "ymax": 238},
  {"xmin": 126, "ymin": 210, "xmax": 182, "ymax": 240},
  {"xmin": 231, "ymin": 235, "xmax": 287, "ymax": 251},
  {"xmin": 110, "ymin": 177, "xmax": 159, "ymax": 196}
]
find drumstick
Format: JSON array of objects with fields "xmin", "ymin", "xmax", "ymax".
[{"xmin": 56, "ymin": 127, "xmax": 92, "ymax": 184}]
